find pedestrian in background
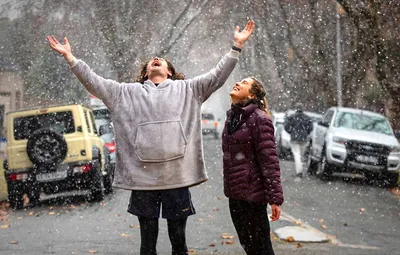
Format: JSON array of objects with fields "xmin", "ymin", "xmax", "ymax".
[
  {"xmin": 222, "ymin": 77, "xmax": 284, "ymax": 255},
  {"xmin": 47, "ymin": 21, "xmax": 254, "ymax": 255},
  {"xmin": 284, "ymin": 102, "xmax": 313, "ymax": 181}
]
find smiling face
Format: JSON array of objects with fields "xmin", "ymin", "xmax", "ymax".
[
  {"xmin": 230, "ymin": 78, "xmax": 255, "ymax": 104},
  {"xmin": 145, "ymin": 57, "xmax": 172, "ymax": 80}
]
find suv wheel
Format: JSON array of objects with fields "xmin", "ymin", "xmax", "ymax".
[
  {"xmin": 103, "ymin": 151, "xmax": 115, "ymax": 194},
  {"xmin": 306, "ymin": 148, "xmax": 317, "ymax": 175},
  {"xmin": 276, "ymin": 137, "xmax": 284, "ymax": 159},
  {"xmin": 316, "ymin": 149, "xmax": 332, "ymax": 180},
  {"xmin": 7, "ymin": 183, "xmax": 24, "ymax": 210},
  {"xmin": 27, "ymin": 129, "xmax": 68, "ymax": 166},
  {"xmin": 214, "ymin": 131, "xmax": 219, "ymax": 139},
  {"xmin": 28, "ymin": 184, "xmax": 41, "ymax": 206},
  {"xmin": 89, "ymin": 159, "xmax": 105, "ymax": 202}
]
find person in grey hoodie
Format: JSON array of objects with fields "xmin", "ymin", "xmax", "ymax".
[{"xmin": 47, "ymin": 20, "xmax": 254, "ymax": 255}]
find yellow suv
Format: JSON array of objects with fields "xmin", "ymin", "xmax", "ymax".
[{"xmin": 4, "ymin": 104, "xmax": 115, "ymax": 209}]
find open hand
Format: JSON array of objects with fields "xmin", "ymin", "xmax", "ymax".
[
  {"xmin": 270, "ymin": 204, "xmax": 281, "ymax": 222},
  {"xmin": 233, "ymin": 20, "xmax": 255, "ymax": 48},
  {"xmin": 47, "ymin": 35, "xmax": 71, "ymax": 56}
]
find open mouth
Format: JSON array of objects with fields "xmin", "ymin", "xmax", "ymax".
[
  {"xmin": 152, "ymin": 61, "xmax": 161, "ymax": 67},
  {"xmin": 233, "ymin": 86, "xmax": 240, "ymax": 91}
]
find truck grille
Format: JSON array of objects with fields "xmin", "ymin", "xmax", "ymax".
[{"xmin": 345, "ymin": 141, "xmax": 390, "ymax": 166}]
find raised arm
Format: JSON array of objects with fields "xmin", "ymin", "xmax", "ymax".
[
  {"xmin": 46, "ymin": 36, "xmax": 121, "ymax": 110},
  {"xmin": 233, "ymin": 20, "xmax": 255, "ymax": 50},
  {"xmin": 189, "ymin": 20, "xmax": 255, "ymax": 102}
]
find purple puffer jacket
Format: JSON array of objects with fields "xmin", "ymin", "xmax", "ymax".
[{"xmin": 222, "ymin": 103, "xmax": 284, "ymax": 205}]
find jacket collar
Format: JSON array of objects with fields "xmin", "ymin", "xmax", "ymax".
[
  {"xmin": 228, "ymin": 101, "xmax": 259, "ymax": 118},
  {"xmin": 143, "ymin": 78, "xmax": 173, "ymax": 88}
]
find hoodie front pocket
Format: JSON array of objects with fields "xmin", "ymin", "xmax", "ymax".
[{"xmin": 134, "ymin": 120, "xmax": 188, "ymax": 162}]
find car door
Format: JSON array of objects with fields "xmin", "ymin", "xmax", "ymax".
[{"xmin": 313, "ymin": 109, "xmax": 335, "ymax": 160}]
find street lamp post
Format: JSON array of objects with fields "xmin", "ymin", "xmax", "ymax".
[{"xmin": 336, "ymin": 3, "xmax": 343, "ymax": 107}]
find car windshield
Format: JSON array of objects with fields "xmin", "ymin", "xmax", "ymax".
[
  {"xmin": 334, "ymin": 111, "xmax": 393, "ymax": 135},
  {"xmin": 13, "ymin": 111, "xmax": 75, "ymax": 140}
]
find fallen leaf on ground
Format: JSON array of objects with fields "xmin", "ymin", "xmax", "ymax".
[
  {"xmin": 1, "ymin": 225, "xmax": 9, "ymax": 229},
  {"xmin": 28, "ymin": 212, "xmax": 34, "ymax": 216},
  {"xmin": 49, "ymin": 212, "xmax": 55, "ymax": 215},
  {"xmin": 129, "ymin": 224, "xmax": 135, "ymax": 228},
  {"xmin": 294, "ymin": 220, "xmax": 302, "ymax": 225},
  {"xmin": 212, "ymin": 208, "xmax": 219, "ymax": 211},
  {"xmin": 221, "ymin": 235, "xmax": 234, "ymax": 239},
  {"xmin": 360, "ymin": 208, "xmax": 365, "ymax": 212},
  {"xmin": 209, "ymin": 243, "xmax": 215, "ymax": 247},
  {"xmin": 319, "ymin": 219, "xmax": 324, "ymax": 223},
  {"xmin": 297, "ymin": 243, "xmax": 303, "ymax": 248},
  {"xmin": 10, "ymin": 240, "xmax": 18, "ymax": 244},
  {"xmin": 321, "ymin": 225, "xmax": 327, "ymax": 229},
  {"xmin": 286, "ymin": 236, "xmax": 295, "ymax": 242},
  {"xmin": 199, "ymin": 218, "xmax": 204, "ymax": 222},
  {"xmin": 120, "ymin": 233, "xmax": 129, "ymax": 237},
  {"xmin": 88, "ymin": 250, "xmax": 97, "ymax": 253},
  {"xmin": 226, "ymin": 240, "xmax": 234, "ymax": 244},
  {"xmin": 217, "ymin": 197, "xmax": 222, "ymax": 200}
]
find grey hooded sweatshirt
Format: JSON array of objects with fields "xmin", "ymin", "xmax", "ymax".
[{"xmin": 69, "ymin": 49, "xmax": 240, "ymax": 190}]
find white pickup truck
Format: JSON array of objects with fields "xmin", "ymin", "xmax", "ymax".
[{"xmin": 307, "ymin": 107, "xmax": 400, "ymax": 186}]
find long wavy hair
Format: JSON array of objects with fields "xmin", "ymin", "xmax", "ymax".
[
  {"xmin": 135, "ymin": 59, "xmax": 185, "ymax": 83},
  {"xmin": 248, "ymin": 77, "xmax": 271, "ymax": 117}
]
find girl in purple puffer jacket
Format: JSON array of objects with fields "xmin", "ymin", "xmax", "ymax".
[{"xmin": 222, "ymin": 77, "xmax": 284, "ymax": 255}]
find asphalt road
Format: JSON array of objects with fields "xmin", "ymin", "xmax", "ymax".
[{"xmin": 0, "ymin": 137, "xmax": 399, "ymax": 255}]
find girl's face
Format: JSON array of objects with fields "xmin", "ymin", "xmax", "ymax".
[{"xmin": 230, "ymin": 78, "xmax": 255, "ymax": 104}]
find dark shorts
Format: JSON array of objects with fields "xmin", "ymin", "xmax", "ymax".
[{"xmin": 127, "ymin": 187, "xmax": 196, "ymax": 219}]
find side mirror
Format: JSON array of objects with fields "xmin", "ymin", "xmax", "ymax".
[
  {"xmin": 318, "ymin": 120, "xmax": 330, "ymax": 128},
  {"xmin": 394, "ymin": 130, "xmax": 400, "ymax": 139},
  {"xmin": 3, "ymin": 159, "xmax": 8, "ymax": 171},
  {"xmin": 99, "ymin": 124, "xmax": 113, "ymax": 136}
]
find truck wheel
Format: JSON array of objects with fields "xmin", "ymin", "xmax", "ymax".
[
  {"xmin": 316, "ymin": 150, "xmax": 332, "ymax": 180},
  {"xmin": 90, "ymin": 159, "xmax": 105, "ymax": 202},
  {"xmin": 7, "ymin": 183, "xmax": 24, "ymax": 210},
  {"xmin": 381, "ymin": 172, "xmax": 399, "ymax": 188}
]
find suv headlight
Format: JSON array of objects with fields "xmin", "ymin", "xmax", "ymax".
[{"xmin": 332, "ymin": 136, "xmax": 348, "ymax": 145}]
